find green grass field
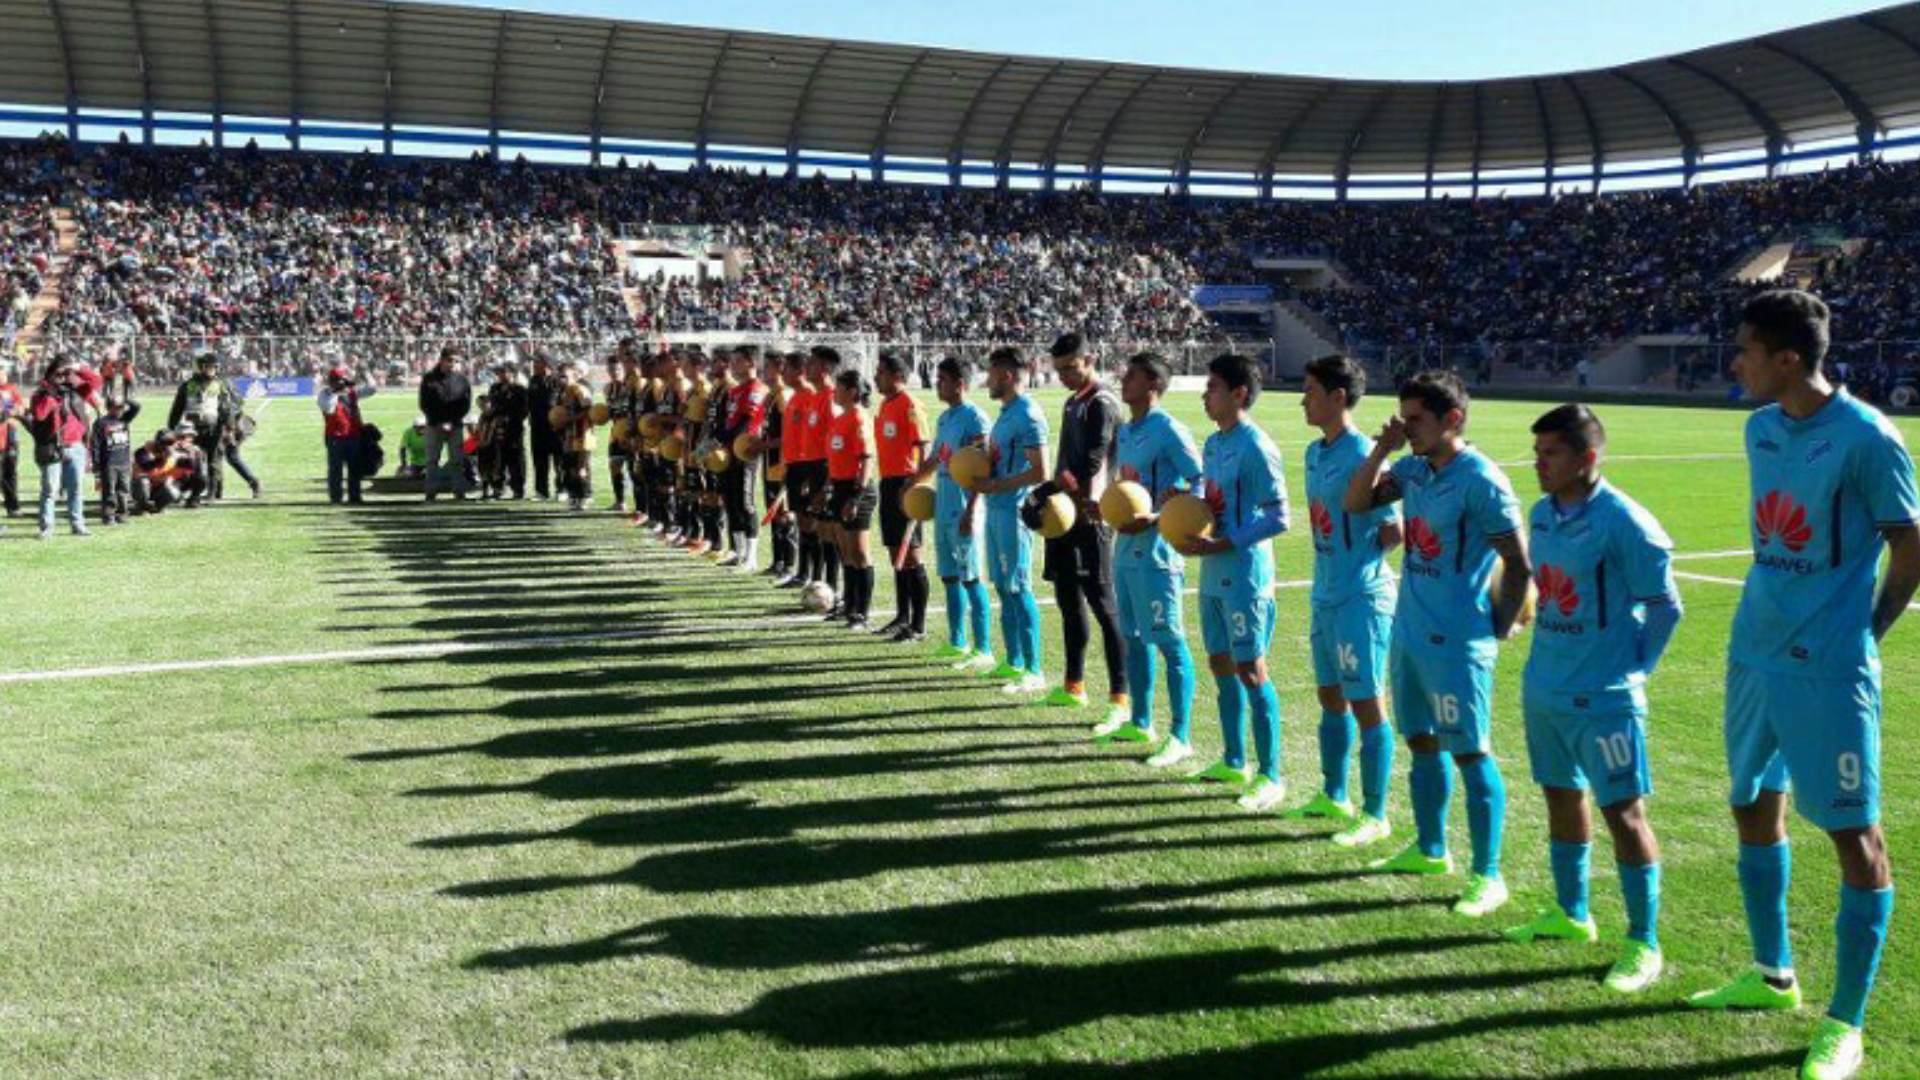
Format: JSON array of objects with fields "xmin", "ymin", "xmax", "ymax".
[{"xmin": 1, "ymin": 386, "xmax": 1915, "ymax": 1078}]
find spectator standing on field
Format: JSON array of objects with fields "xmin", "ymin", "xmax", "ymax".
[
  {"xmin": 318, "ymin": 365, "xmax": 376, "ymax": 505},
  {"xmin": 418, "ymin": 346, "xmax": 473, "ymax": 501},
  {"xmin": 0, "ymin": 359, "xmax": 24, "ymax": 520},
  {"xmin": 90, "ymin": 396, "xmax": 140, "ymax": 525},
  {"xmin": 526, "ymin": 352, "xmax": 563, "ymax": 500},
  {"xmin": 29, "ymin": 355, "xmax": 101, "ymax": 539}
]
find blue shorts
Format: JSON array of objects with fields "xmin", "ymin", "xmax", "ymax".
[
  {"xmin": 1116, "ymin": 563, "xmax": 1186, "ymax": 646},
  {"xmin": 935, "ymin": 515, "xmax": 984, "ymax": 582},
  {"xmin": 1523, "ymin": 686, "xmax": 1651, "ymax": 807},
  {"xmin": 1725, "ymin": 662, "xmax": 1880, "ymax": 831},
  {"xmin": 1390, "ymin": 638, "xmax": 1496, "ymax": 755},
  {"xmin": 985, "ymin": 508, "xmax": 1034, "ymax": 594},
  {"xmin": 1309, "ymin": 592, "xmax": 1393, "ymax": 701},
  {"xmin": 1199, "ymin": 591, "xmax": 1275, "ymax": 664}
]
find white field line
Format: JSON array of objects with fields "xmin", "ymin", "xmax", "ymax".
[{"xmin": 4, "ymin": 545, "xmax": 1905, "ymax": 685}]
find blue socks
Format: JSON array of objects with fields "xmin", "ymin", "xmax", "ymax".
[
  {"xmin": 1161, "ymin": 642, "xmax": 1195, "ymax": 744},
  {"xmin": 1319, "ymin": 709, "xmax": 1355, "ymax": 803},
  {"xmin": 943, "ymin": 580, "xmax": 967, "ymax": 649},
  {"xmin": 1359, "ymin": 721, "xmax": 1392, "ymax": 820},
  {"xmin": 1248, "ymin": 681, "xmax": 1282, "ymax": 781},
  {"xmin": 1017, "ymin": 591, "xmax": 1043, "ymax": 674},
  {"xmin": 1458, "ymin": 755, "xmax": 1505, "ymax": 879},
  {"xmin": 997, "ymin": 587, "xmax": 1026, "ymax": 670},
  {"xmin": 1215, "ymin": 675, "xmax": 1248, "ymax": 770},
  {"xmin": 1126, "ymin": 640, "xmax": 1156, "ymax": 729},
  {"xmin": 1409, "ymin": 752, "xmax": 1451, "ymax": 859},
  {"xmin": 1738, "ymin": 841, "xmax": 1794, "ymax": 974},
  {"xmin": 1620, "ymin": 861, "xmax": 1660, "ymax": 948},
  {"xmin": 1551, "ymin": 840, "xmax": 1591, "ymax": 921},
  {"xmin": 1831, "ymin": 884, "xmax": 1893, "ymax": 1027},
  {"xmin": 1127, "ymin": 638, "xmax": 1195, "ymax": 739},
  {"xmin": 965, "ymin": 579, "xmax": 991, "ymax": 656}
]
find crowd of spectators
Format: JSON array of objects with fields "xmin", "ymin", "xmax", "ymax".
[
  {"xmin": 5, "ymin": 136, "xmax": 1920, "ymax": 378},
  {"xmin": 0, "ymin": 143, "xmax": 62, "ymax": 343}
]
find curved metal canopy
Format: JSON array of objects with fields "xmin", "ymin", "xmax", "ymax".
[{"xmin": 3, "ymin": 0, "xmax": 1920, "ymax": 189}]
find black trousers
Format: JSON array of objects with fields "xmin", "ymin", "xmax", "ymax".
[
  {"xmin": 194, "ymin": 433, "xmax": 225, "ymax": 499},
  {"xmin": 562, "ymin": 450, "xmax": 592, "ymax": 501},
  {"xmin": 100, "ymin": 463, "xmax": 131, "ymax": 520},
  {"xmin": 532, "ymin": 436, "xmax": 562, "ymax": 498},
  {"xmin": 1, "ymin": 448, "xmax": 17, "ymax": 514},
  {"xmin": 223, "ymin": 444, "xmax": 260, "ymax": 491}
]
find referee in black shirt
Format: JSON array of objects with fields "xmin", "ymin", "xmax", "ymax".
[{"xmin": 1040, "ymin": 332, "xmax": 1130, "ymax": 724}]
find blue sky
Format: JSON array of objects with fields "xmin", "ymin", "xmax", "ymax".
[{"xmin": 424, "ymin": 0, "xmax": 1887, "ymax": 79}]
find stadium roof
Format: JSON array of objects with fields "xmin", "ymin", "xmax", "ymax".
[{"xmin": 4, "ymin": 0, "xmax": 1920, "ymax": 192}]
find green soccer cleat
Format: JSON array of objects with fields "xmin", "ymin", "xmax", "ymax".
[
  {"xmin": 982, "ymin": 662, "xmax": 1025, "ymax": 681},
  {"xmin": 1801, "ymin": 1017, "xmax": 1864, "ymax": 1080},
  {"xmin": 1331, "ymin": 814, "xmax": 1392, "ymax": 849},
  {"xmin": 1106, "ymin": 723, "xmax": 1153, "ymax": 745},
  {"xmin": 1044, "ymin": 686, "xmax": 1091, "ymax": 708},
  {"xmin": 1686, "ymin": 967, "xmax": 1803, "ymax": 1012},
  {"xmin": 1236, "ymin": 776, "xmax": 1287, "ymax": 812},
  {"xmin": 1368, "ymin": 842, "xmax": 1454, "ymax": 876},
  {"xmin": 1282, "ymin": 792, "xmax": 1357, "ymax": 822},
  {"xmin": 1602, "ymin": 939, "xmax": 1664, "ymax": 994},
  {"xmin": 931, "ymin": 643, "xmax": 970, "ymax": 661},
  {"xmin": 1502, "ymin": 905, "xmax": 1598, "ymax": 944},
  {"xmin": 1144, "ymin": 738, "xmax": 1194, "ymax": 769},
  {"xmin": 1187, "ymin": 760, "xmax": 1253, "ymax": 786}
]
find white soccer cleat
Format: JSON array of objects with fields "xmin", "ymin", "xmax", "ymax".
[
  {"xmin": 1144, "ymin": 738, "xmax": 1194, "ymax": 769},
  {"xmin": 1001, "ymin": 673, "xmax": 1048, "ymax": 695},
  {"xmin": 1235, "ymin": 776, "xmax": 1286, "ymax": 812},
  {"xmin": 1330, "ymin": 814, "xmax": 1392, "ymax": 849}
]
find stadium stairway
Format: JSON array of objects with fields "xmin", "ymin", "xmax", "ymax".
[
  {"xmin": 1270, "ymin": 298, "xmax": 1346, "ymax": 375},
  {"xmin": 1729, "ymin": 241, "xmax": 1798, "ymax": 284},
  {"xmin": 17, "ymin": 208, "xmax": 79, "ymax": 361},
  {"xmin": 609, "ymin": 236, "xmax": 647, "ymax": 328}
]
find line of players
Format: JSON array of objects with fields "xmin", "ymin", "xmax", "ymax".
[{"xmin": 589, "ymin": 290, "xmax": 1908, "ymax": 1080}]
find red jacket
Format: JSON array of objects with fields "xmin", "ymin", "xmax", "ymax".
[
  {"xmin": 725, "ymin": 378, "xmax": 771, "ymax": 439},
  {"xmin": 0, "ymin": 383, "xmax": 22, "ymax": 453},
  {"xmin": 30, "ymin": 368, "xmax": 103, "ymax": 448}
]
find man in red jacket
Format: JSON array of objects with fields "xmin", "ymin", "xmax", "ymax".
[
  {"xmin": 318, "ymin": 365, "xmax": 376, "ymax": 505},
  {"xmin": 0, "ymin": 358, "xmax": 24, "ymax": 520},
  {"xmin": 29, "ymin": 355, "xmax": 102, "ymax": 539}
]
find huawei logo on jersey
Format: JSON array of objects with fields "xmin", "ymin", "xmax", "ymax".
[
  {"xmin": 1755, "ymin": 490, "xmax": 1812, "ymax": 553},
  {"xmin": 1534, "ymin": 563, "xmax": 1580, "ymax": 616},
  {"xmin": 1406, "ymin": 516, "xmax": 1442, "ymax": 560},
  {"xmin": 1309, "ymin": 500, "xmax": 1333, "ymax": 540}
]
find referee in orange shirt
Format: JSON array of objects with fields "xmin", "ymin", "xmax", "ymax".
[{"xmin": 873, "ymin": 353, "xmax": 933, "ymax": 641}]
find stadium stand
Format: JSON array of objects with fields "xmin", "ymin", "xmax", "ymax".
[{"xmin": 5, "ymin": 136, "xmax": 1918, "ymax": 395}]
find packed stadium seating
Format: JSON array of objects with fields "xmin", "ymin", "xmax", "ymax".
[
  {"xmin": 0, "ymin": 143, "xmax": 61, "ymax": 348},
  {"xmin": 9, "ymin": 136, "xmax": 1920, "ymax": 375}
]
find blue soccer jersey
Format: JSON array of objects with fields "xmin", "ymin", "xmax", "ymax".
[
  {"xmin": 1199, "ymin": 421, "xmax": 1289, "ymax": 600},
  {"xmin": 1305, "ymin": 427, "xmax": 1399, "ymax": 608},
  {"xmin": 1388, "ymin": 446, "xmax": 1524, "ymax": 659},
  {"xmin": 933, "ymin": 401, "xmax": 989, "ymax": 523},
  {"xmin": 987, "ymin": 394, "xmax": 1049, "ymax": 513},
  {"xmin": 1732, "ymin": 390, "xmax": 1920, "ymax": 680},
  {"xmin": 1113, "ymin": 407, "xmax": 1204, "ymax": 568},
  {"xmin": 1523, "ymin": 480, "xmax": 1678, "ymax": 694}
]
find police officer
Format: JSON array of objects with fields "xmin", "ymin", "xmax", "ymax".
[{"xmin": 167, "ymin": 353, "xmax": 236, "ymax": 500}]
